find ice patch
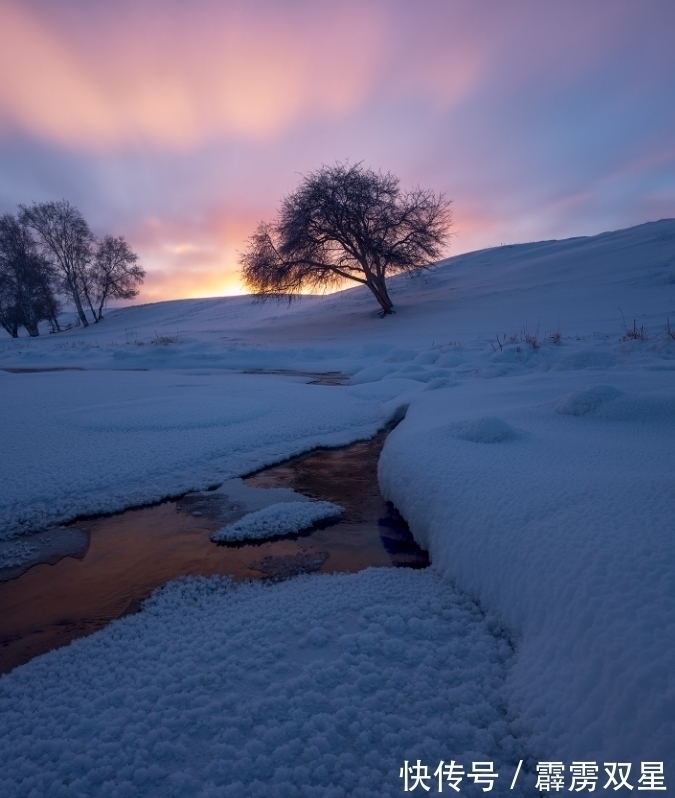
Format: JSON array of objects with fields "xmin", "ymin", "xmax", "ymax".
[
  {"xmin": 180, "ymin": 477, "xmax": 310, "ymax": 526},
  {"xmin": 554, "ymin": 384, "xmax": 624, "ymax": 416},
  {"xmin": 0, "ymin": 541, "xmax": 38, "ymax": 568},
  {"xmin": 455, "ymin": 416, "xmax": 519, "ymax": 443},
  {"xmin": 0, "ymin": 526, "xmax": 89, "ymax": 581},
  {"xmin": 211, "ymin": 501, "xmax": 343, "ymax": 542}
]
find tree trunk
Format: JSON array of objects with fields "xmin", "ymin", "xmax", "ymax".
[
  {"xmin": 18, "ymin": 286, "xmax": 40, "ymax": 337},
  {"xmin": 86, "ymin": 293, "xmax": 99, "ymax": 322},
  {"xmin": 67, "ymin": 275, "xmax": 89, "ymax": 327},
  {"xmin": 366, "ymin": 276, "xmax": 394, "ymax": 316},
  {"xmin": 97, "ymin": 287, "xmax": 109, "ymax": 321},
  {"xmin": 0, "ymin": 319, "xmax": 19, "ymax": 337},
  {"xmin": 81, "ymin": 277, "xmax": 99, "ymax": 323}
]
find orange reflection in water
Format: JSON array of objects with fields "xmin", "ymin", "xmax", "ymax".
[{"xmin": 0, "ymin": 432, "xmax": 427, "ymax": 675}]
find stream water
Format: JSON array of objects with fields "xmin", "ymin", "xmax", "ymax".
[{"xmin": 0, "ymin": 431, "xmax": 428, "ymax": 675}]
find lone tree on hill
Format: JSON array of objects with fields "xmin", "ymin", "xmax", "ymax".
[{"xmin": 240, "ymin": 162, "xmax": 452, "ymax": 316}]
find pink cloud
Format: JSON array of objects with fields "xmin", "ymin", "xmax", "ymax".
[
  {"xmin": 1, "ymin": 1, "xmax": 672, "ymax": 304},
  {"xmin": 0, "ymin": 0, "xmax": 387, "ymax": 150}
]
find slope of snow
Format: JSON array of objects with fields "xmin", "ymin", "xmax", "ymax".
[
  {"xmin": 1, "ymin": 219, "xmax": 673, "ymax": 371},
  {"xmin": 1, "ymin": 219, "xmax": 674, "ymax": 793},
  {"xmin": 211, "ymin": 501, "xmax": 344, "ymax": 542}
]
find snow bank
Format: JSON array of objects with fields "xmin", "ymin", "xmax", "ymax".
[
  {"xmin": 212, "ymin": 500, "xmax": 343, "ymax": 542},
  {"xmin": 0, "ymin": 569, "xmax": 529, "ymax": 797},
  {"xmin": 454, "ymin": 416, "xmax": 520, "ymax": 444},
  {"xmin": 0, "ymin": 371, "xmax": 396, "ymax": 540},
  {"xmin": 553, "ymin": 384, "xmax": 624, "ymax": 415},
  {"xmin": 378, "ymin": 369, "xmax": 675, "ymax": 764}
]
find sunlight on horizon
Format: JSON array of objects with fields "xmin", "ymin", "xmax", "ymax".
[{"xmin": 0, "ymin": 1, "xmax": 673, "ymax": 305}]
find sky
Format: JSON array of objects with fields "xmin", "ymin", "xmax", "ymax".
[{"xmin": 0, "ymin": 0, "xmax": 674, "ymax": 304}]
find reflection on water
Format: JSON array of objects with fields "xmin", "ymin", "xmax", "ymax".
[{"xmin": 0, "ymin": 431, "xmax": 427, "ymax": 675}]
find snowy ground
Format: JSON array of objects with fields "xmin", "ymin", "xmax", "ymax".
[{"xmin": 1, "ymin": 220, "xmax": 674, "ymax": 795}]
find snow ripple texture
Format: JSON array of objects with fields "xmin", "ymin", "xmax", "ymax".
[
  {"xmin": 0, "ymin": 569, "xmax": 528, "ymax": 798},
  {"xmin": 211, "ymin": 501, "xmax": 344, "ymax": 542}
]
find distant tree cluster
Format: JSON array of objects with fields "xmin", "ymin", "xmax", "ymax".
[
  {"xmin": 241, "ymin": 162, "xmax": 452, "ymax": 316},
  {"xmin": 0, "ymin": 200, "xmax": 144, "ymax": 337}
]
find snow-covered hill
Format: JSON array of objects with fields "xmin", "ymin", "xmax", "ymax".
[{"xmin": 2, "ymin": 218, "xmax": 674, "ymax": 370}]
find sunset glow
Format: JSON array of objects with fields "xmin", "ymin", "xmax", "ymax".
[{"xmin": 1, "ymin": 0, "xmax": 673, "ymax": 303}]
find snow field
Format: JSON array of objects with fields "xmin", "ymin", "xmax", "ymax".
[
  {"xmin": 211, "ymin": 501, "xmax": 344, "ymax": 542},
  {"xmin": 0, "ymin": 569, "xmax": 532, "ymax": 797},
  {"xmin": 0, "ymin": 219, "xmax": 673, "ymax": 792}
]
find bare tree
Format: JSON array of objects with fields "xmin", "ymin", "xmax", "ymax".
[
  {"xmin": 90, "ymin": 235, "xmax": 145, "ymax": 319},
  {"xmin": 240, "ymin": 162, "xmax": 452, "ymax": 316},
  {"xmin": 0, "ymin": 268, "xmax": 21, "ymax": 337},
  {"xmin": 0, "ymin": 213, "xmax": 58, "ymax": 337},
  {"xmin": 19, "ymin": 200, "xmax": 94, "ymax": 327},
  {"xmin": 32, "ymin": 264, "xmax": 62, "ymax": 333}
]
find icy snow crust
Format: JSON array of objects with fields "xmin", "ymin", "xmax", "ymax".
[
  {"xmin": 1, "ymin": 219, "xmax": 674, "ymax": 791},
  {"xmin": 212, "ymin": 501, "xmax": 344, "ymax": 542},
  {"xmin": 0, "ymin": 570, "xmax": 525, "ymax": 797}
]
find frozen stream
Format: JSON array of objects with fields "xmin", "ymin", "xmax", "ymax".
[{"xmin": 0, "ymin": 431, "xmax": 428, "ymax": 674}]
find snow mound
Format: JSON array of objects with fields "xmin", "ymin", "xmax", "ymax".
[
  {"xmin": 383, "ymin": 348, "xmax": 418, "ymax": 363},
  {"xmin": 455, "ymin": 416, "xmax": 519, "ymax": 443},
  {"xmin": 554, "ymin": 384, "xmax": 624, "ymax": 416},
  {"xmin": 211, "ymin": 500, "xmax": 344, "ymax": 542},
  {"xmin": 349, "ymin": 363, "xmax": 399, "ymax": 384},
  {"xmin": 436, "ymin": 353, "xmax": 468, "ymax": 368}
]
